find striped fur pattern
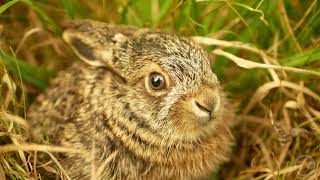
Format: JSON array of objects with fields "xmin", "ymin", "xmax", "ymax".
[{"xmin": 28, "ymin": 20, "xmax": 234, "ymax": 180}]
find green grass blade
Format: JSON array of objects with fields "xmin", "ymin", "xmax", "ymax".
[
  {"xmin": 60, "ymin": 0, "xmax": 90, "ymax": 19},
  {"xmin": 0, "ymin": 0, "xmax": 61, "ymax": 33},
  {"xmin": 152, "ymin": 0, "xmax": 172, "ymax": 27},
  {"xmin": 0, "ymin": 50, "xmax": 55, "ymax": 89},
  {"xmin": 0, "ymin": 0, "xmax": 20, "ymax": 14},
  {"xmin": 21, "ymin": 0, "xmax": 61, "ymax": 33},
  {"xmin": 62, "ymin": 0, "xmax": 75, "ymax": 19},
  {"xmin": 280, "ymin": 48, "xmax": 320, "ymax": 67}
]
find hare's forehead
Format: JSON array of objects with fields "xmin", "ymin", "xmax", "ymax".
[
  {"xmin": 156, "ymin": 47, "xmax": 212, "ymax": 83},
  {"xmin": 132, "ymin": 34, "xmax": 212, "ymax": 80},
  {"xmin": 160, "ymin": 56, "xmax": 210, "ymax": 82}
]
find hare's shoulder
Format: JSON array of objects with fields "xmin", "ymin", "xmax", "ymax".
[{"xmin": 27, "ymin": 62, "xmax": 103, "ymax": 142}]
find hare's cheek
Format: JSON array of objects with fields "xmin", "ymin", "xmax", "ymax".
[{"xmin": 169, "ymin": 99, "xmax": 202, "ymax": 134}]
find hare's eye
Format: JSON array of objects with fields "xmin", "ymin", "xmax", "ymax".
[{"xmin": 149, "ymin": 73, "xmax": 166, "ymax": 90}]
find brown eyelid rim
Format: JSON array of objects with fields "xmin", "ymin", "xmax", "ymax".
[
  {"xmin": 143, "ymin": 64, "xmax": 171, "ymax": 96},
  {"xmin": 145, "ymin": 72, "xmax": 169, "ymax": 97}
]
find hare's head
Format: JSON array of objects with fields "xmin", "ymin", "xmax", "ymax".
[{"xmin": 63, "ymin": 20, "xmax": 225, "ymax": 143}]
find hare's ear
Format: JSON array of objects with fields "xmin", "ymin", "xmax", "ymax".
[{"xmin": 62, "ymin": 20, "xmax": 133, "ymax": 76}]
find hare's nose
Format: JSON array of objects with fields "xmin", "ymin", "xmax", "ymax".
[
  {"xmin": 193, "ymin": 100, "xmax": 212, "ymax": 116},
  {"xmin": 191, "ymin": 88, "xmax": 220, "ymax": 124}
]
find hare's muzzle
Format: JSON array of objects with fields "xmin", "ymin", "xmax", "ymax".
[{"xmin": 191, "ymin": 87, "xmax": 220, "ymax": 125}]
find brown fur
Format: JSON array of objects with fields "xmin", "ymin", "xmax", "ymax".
[{"xmin": 28, "ymin": 19, "xmax": 234, "ymax": 180}]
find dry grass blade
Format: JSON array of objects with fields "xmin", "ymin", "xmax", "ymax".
[
  {"xmin": 309, "ymin": 107, "xmax": 320, "ymax": 117},
  {"xmin": 1, "ymin": 112, "xmax": 29, "ymax": 130},
  {"xmin": 33, "ymin": 151, "xmax": 38, "ymax": 180},
  {"xmin": 212, "ymin": 49, "xmax": 320, "ymax": 76},
  {"xmin": 240, "ymin": 166, "xmax": 272, "ymax": 174},
  {"xmin": 15, "ymin": 28, "xmax": 43, "ymax": 54},
  {"xmin": 10, "ymin": 137, "xmax": 29, "ymax": 176},
  {"xmin": 192, "ymin": 36, "xmax": 260, "ymax": 53},
  {"xmin": 2, "ymin": 73, "xmax": 17, "ymax": 108},
  {"xmin": 268, "ymin": 0, "xmax": 318, "ymax": 52},
  {"xmin": 247, "ymin": 127, "xmax": 274, "ymax": 170},
  {"xmin": 0, "ymin": 144, "xmax": 90, "ymax": 157},
  {"xmin": 2, "ymin": 73, "xmax": 16, "ymax": 92},
  {"xmin": 0, "ymin": 132, "xmax": 23, "ymax": 140},
  {"xmin": 0, "ymin": 163, "xmax": 5, "ymax": 180},
  {"xmin": 243, "ymin": 80, "xmax": 320, "ymax": 114},
  {"xmin": 306, "ymin": 167, "xmax": 320, "ymax": 180},
  {"xmin": 47, "ymin": 152, "xmax": 71, "ymax": 180},
  {"xmin": 254, "ymin": 164, "xmax": 309, "ymax": 180},
  {"xmin": 278, "ymin": 0, "xmax": 302, "ymax": 52}
]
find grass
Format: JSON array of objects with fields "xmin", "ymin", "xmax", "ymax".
[{"xmin": 0, "ymin": 0, "xmax": 319, "ymax": 179}]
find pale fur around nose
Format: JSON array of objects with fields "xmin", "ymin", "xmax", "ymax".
[{"xmin": 191, "ymin": 87, "xmax": 220, "ymax": 123}]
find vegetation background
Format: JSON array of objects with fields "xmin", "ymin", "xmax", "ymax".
[{"xmin": 0, "ymin": 0, "xmax": 319, "ymax": 179}]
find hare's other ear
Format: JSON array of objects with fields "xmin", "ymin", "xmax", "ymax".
[{"xmin": 62, "ymin": 20, "xmax": 133, "ymax": 76}]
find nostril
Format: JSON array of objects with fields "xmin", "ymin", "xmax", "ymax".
[
  {"xmin": 192, "ymin": 97, "xmax": 219, "ymax": 125},
  {"xmin": 195, "ymin": 101, "xmax": 212, "ymax": 114},
  {"xmin": 192, "ymin": 99, "xmax": 213, "ymax": 120},
  {"xmin": 191, "ymin": 89, "xmax": 221, "ymax": 122}
]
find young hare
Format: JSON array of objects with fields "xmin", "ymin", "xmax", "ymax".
[{"xmin": 28, "ymin": 20, "xmax": 234, "ymax": 180}]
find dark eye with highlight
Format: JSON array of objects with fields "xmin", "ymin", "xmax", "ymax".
[{"xmin": 149, "ymin": 73, "xmax": 166, "ymax": 90}]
